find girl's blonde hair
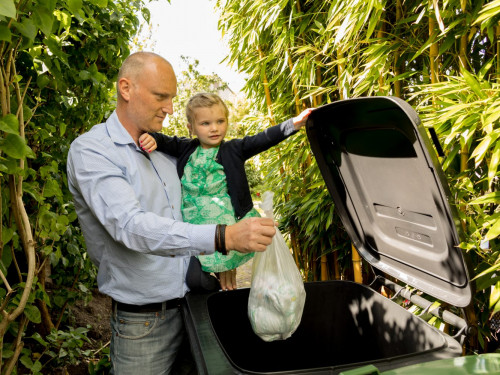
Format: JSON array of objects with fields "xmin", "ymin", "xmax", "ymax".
[{"xmin": 186, "ymin": 93, "xmax": 229, "ymax": 124}]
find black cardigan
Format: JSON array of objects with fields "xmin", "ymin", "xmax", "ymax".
[{"xmin": 151, "ymin": 118, "xmax": 297, "ymax": 220}]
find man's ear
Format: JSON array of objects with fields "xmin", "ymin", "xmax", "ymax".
[{"xmin": 118, "ymin": 78, "xmax": 131, "ymax": 102}]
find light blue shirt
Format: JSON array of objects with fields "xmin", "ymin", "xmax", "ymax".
[{"xmin": 67, "ymin": 111, "xmax": 216, "ymax": 304}]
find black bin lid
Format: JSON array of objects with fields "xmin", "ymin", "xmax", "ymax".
[{"xmin": 306, "ymin": 96, "xmax": 471, "ymax": 307}]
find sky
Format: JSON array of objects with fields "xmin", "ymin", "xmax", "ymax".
[{"xmin": 141, "ymin": 0, "xmax": 247, "ymax": 93}]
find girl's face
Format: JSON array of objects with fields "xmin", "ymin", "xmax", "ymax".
[{"xmin": 188, "ymin": 104, "xmax": 228, "ymax": 149}]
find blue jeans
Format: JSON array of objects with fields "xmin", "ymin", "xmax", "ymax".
[{"xmin": 110, "ymin": 304, "xmax": 195, "ymax": 374}]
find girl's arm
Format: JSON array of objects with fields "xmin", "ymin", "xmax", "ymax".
[
  {"xmin": 138, "ymin": 132, "xmax": 192, "ymax": 157},
  {"xmin": 238, "ymin": 108, "xmax": 314, "ymax": 159}
]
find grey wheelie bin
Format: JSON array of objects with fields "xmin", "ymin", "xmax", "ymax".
[{"xmin": 182, "ymin": 96, "xmax": 476, "ymax": 374}]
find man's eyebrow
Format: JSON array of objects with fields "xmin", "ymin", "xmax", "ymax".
[{"xmin": 153, "ymin": 92, "xmax": 170, "ymax": 97}]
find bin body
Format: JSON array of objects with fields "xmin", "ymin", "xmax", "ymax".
[{"xmin": 183, "ymin": 281, "xmax": 462, "ymax": 375}]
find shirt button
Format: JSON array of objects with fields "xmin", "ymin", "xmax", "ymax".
[
  {"xmin": 172, "ymin": 205, "xmax": 174, "ymax": 209},
  {"xmin": 163, "ymin": 182, "xmax": 166, "ymax": 186}
]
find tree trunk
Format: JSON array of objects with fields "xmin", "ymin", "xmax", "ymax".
[
  {"xmin": 0, "ymin": 45, "xmax": 37, "ymax": 375},
  {"xmin": 37, "ymin": 260, "xmax": 55, "ymax": 334}
]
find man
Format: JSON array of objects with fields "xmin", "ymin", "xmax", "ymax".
[{"xmin": 66, "ymin": 51, "xmax": 276, "ymax": 374}]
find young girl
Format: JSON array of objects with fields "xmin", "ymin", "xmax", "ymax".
[{"xmin": 139, "ymin": 93, "xmax": 312, "ymax": 290}]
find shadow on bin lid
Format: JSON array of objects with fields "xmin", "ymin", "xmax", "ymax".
[{"xmin": 306, "ymin": 96, "xmax": 472, "ymax": 307}]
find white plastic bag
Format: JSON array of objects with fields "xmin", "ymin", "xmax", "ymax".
[{"xmin": 247, "ymin": 191, "xmax": 306, "ymax": 342}]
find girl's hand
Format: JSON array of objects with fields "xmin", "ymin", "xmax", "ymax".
[
  {"xmin": 139, "ymin": 133, "xmax": 157, "ymax": 153},
  {"xmin": 292, "ymin": 108, "xmax": 314, "ymax": 130},
  {"xmin": 218, "ymin": 269, "xmax": 237, "ymax": 291}
]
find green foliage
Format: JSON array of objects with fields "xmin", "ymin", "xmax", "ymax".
[
  {"xmin": 24, "ymin": 326, "xmax": 92, "ymax": 373},
  {"xmin": 164, "ymin": 56, "xmax": 230, "ymax": 137},
  {"xmin": 0, "ymin": 0, "xmax": 146, "ymax": 372},
  {"xmin": 88, "ymin": 346, "xmax": 111, "ymax": 374}
]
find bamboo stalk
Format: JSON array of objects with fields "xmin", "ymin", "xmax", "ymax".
[
  {"xmin": 258, "ymin": 46, "xmax": 275, "ymax": 125},
  {"xmin": 288, "ymin": 53, "xmax": 301, "ymax": 115},
  {"xmin": 377, "ymin": 17, "xmax": 385, "ymax": 93},
  {"xmin": 313, "ymin": 58, "xmax": 329, "ymax": 281},
  {"xmin": 429, "ymin": 14, "xmax": 439, "ymax": 87},
  {"xmin": 291, "ymin": 229, "xmax": 300, "ymax": 266},
  {"xmin": 459, "ymin": 0, "xmax": 467, "ymax": 70},
  {"xmin": 394, "ymin": 0, "xmax": 403, "ymax": 97},
  {"xmin": 352, "ymin": 244, "xmax": 363, "ymax": 283},
  {"xmin": 497, "ymin": 24, "xmax": 500, "ymax": 79},
  {"xmin": 338, "ymin": 50, "xmax": 345, "ymax": 99},
  {"xmin": 315, "ymin": 56, "xmax": 322, "ymax": 106},
  {"xmin": 320, "ymin": 255, "xmax": 328, "ymax": 281},
  {"xmin": 333, "ymin": 250, "xmax": 340, "ymax": 280}
]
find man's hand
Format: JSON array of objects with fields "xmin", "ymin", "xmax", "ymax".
[{"xmin": 225, "ymin": 217, "xmax": 276, "ymax": 253}]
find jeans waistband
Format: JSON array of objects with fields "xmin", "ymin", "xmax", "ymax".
[{"xmin": 112, "ymin": 298, "xmax": 182, "ymax": 313}]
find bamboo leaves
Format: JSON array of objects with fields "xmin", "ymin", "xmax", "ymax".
[
  {"xmin": 218, "ymin": 0, "xmax": 499, "ymax": 341},
  {"xmin": 462, "ymin": 68, "xmax": 488, "ymax": 99},
  {"xmin": 474, "ymin": 0, "xmax": 500, "ymax": 27}
]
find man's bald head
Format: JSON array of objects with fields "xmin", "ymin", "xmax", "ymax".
[
  {"xmin": 116, "ymin": 52, "xmax": 174, "ymax": 101},
  {"xmin": 115, "ymin": 51, "xmax": 177, "ymax": 141}
]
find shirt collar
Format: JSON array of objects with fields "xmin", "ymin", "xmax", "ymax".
[{"xmin": 106, "ymin": 111, "xmax": 136, "ymax": 146}]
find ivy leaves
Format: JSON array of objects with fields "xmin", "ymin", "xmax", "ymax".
[
  {"xmin": 0, "ymin": 0, "xmax": 16, "ymax": 19},
  {"xmin": 0, "ymin": 115, "xmax": 34, "ymax": 165},
  {"xmin": 0, "ymin": 0, "xmax": 146, "ymax": 372}
]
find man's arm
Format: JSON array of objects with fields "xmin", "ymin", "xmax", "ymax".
[
  {"xmin": 68, "ymin": 136, "xmax": 214, "ymax": 256},
  {"xmin": 67, "ymin": 136, "xmax": 274, "ymax": 256}
]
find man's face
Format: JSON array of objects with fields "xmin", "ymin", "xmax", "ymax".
[{"xmin": 124, "ymin": 59, "xmax": 177, "ymax": 136}]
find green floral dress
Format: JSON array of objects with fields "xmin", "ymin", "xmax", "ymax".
[{"xmin": 181, "ymin": 146, "xmax": 260, "ymax": 272}]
